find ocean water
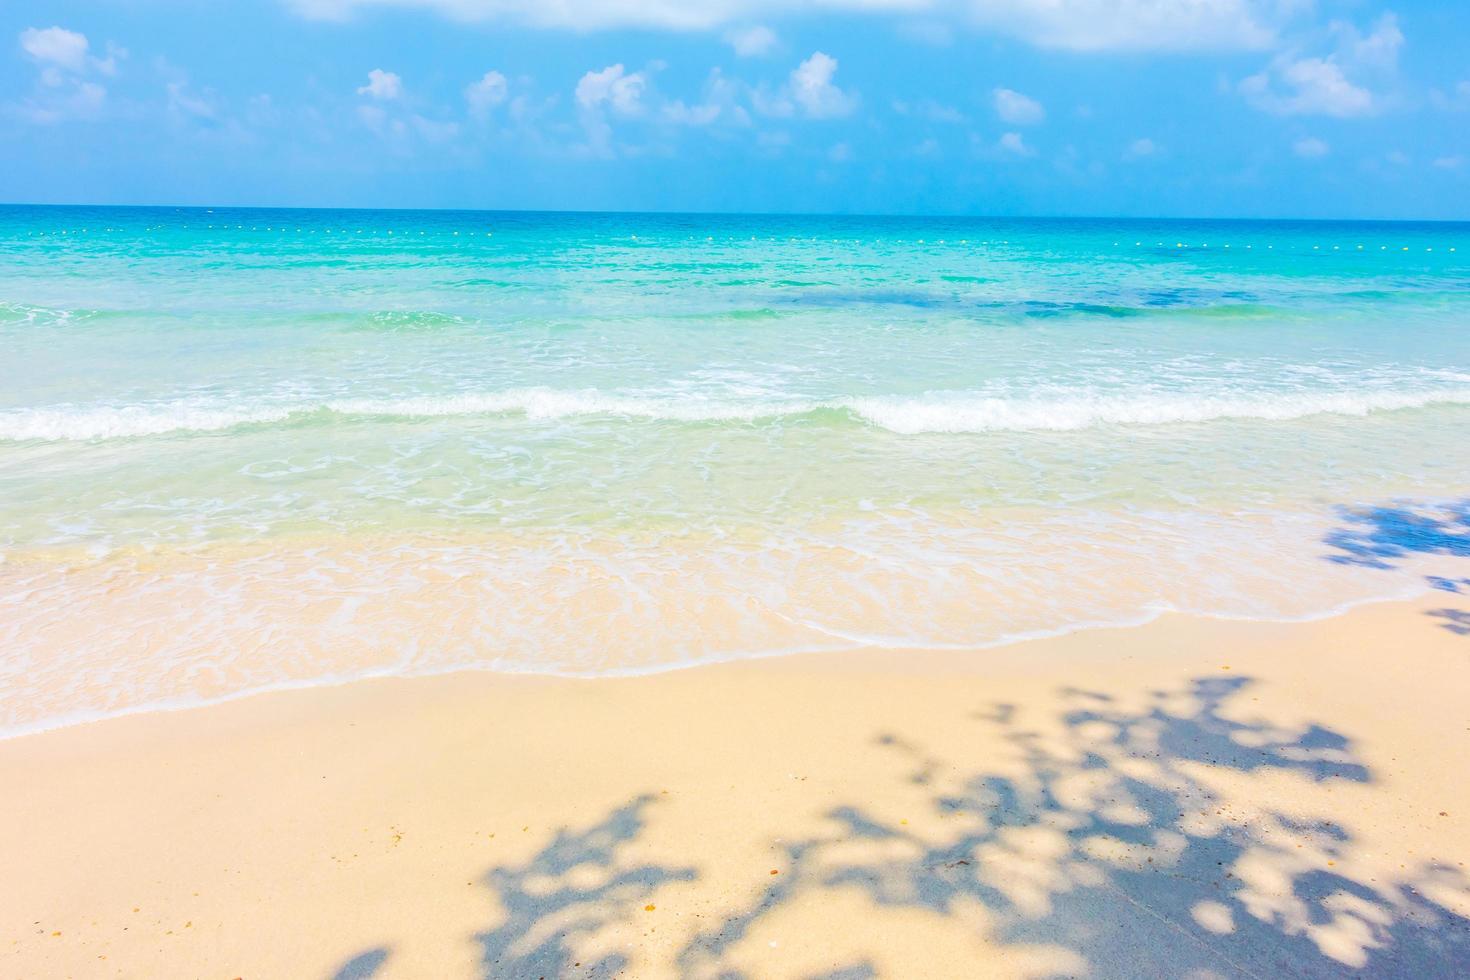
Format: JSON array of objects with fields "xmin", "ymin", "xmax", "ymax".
[{"xmin": 1, "ymin": 206, "xmax": 1468, "ymax": 736}]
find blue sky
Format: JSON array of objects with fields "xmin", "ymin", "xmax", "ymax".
[{"xmin": 3, "ymin": 1, "xmax": 1468, "ymax": 217}]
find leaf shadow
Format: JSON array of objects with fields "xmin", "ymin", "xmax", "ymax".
[{"xmin": 682, "ymin": 675, "xmax": 1470, "ymax": 978}]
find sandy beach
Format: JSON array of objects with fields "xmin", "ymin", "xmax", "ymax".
[
  {"xmin": 5, "ymin": 593, "xmax": 1468, "ymax": 979},
  {"xmin": 6, "ymin": 2, "xmax": 1470, "ymax": 974}
]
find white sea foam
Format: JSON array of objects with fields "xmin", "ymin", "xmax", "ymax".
[
  {"xmin": 0, "ymin": 403, "xmax": 296, "ymax": 441},
  {"xmin": 844, "ymin": 387, "xmax": 1470, "ymax": 433},
  {"xmin": 328, "ymin": 390, "xmax": 811, "ymax": 423},
  {"xmin": 0, "ymin": 505, "xmax": 1456, "ymax": 740},
  {"xmin": 2, "ymin": 384, "xmax": 1468, "ymax": 442}
]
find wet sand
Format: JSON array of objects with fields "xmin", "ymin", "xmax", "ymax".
[{"xmin": 4, "ymin": 594, "xmax": 1470, "ymax": 978}]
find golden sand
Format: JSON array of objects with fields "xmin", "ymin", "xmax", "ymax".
[{"xmin": 4, "ymin": 594, "xmax": 1469, "ymax": 978}]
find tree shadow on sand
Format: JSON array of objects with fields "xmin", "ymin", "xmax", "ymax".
[
  {"xmin": 681, "ymin": 676, "xmax": 1470, "ymax": 978},
  {"xmin": 475, "ymin": 794, "xmax": 696, "ymax": 979},
  {"xmin": 1322, "ymin": 500, "xmax": 1470, "ymax": 571},
  {"xmin": 326, "ymin": 794, "xmax": 695, "ymax": 980},
  {"xmin": 329, "ymin": 677, "xmax": 1469, "ymax": 978},
  {"xmin": 1324, "ymin": 499, "xmax": 1470, "ymax": 638}
]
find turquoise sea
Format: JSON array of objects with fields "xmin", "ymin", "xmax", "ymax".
[{"xmin": 1, "ymin": 206, "xmax": 1468, "ymax": 735}]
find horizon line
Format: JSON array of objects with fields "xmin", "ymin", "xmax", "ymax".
[{"xmin": 3, "ymin": 201, "xmax": 1469, "ymax": 225}]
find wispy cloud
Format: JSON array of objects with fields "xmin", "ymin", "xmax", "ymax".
[
  {"xmin": 465, "ymin": 70, "xmax": 509, "ymax": 116},
  {"xmin": 282, "ymin": 0, "xmax": 1293, "ymax": 53},
  {"xmin": 726, "ymin": 25, "xmax": 777, "ymax": 58},
  {"xmin": 575, "ymin": 64, "xmax": 647, "ymax": 115},
  {"xmin": 1124, "ymin": 137, "xmax": 1158, "ymax": 159},
  {"xmin": 1293, "ymin": 136, "xmax": 1329, "ymax": 158},
  {"xmin": 357, "ymin": 68, "xmax": 403, "ymax": 100},
  {"xmin": 993, "ymin": 87, "xmax": 1043, "ymax": 125},
  {"xmin": 21, "ymin": 26, "xmax": 91, "ymax": 73},
  {"xmin": 997, "ymin": 130, "xmax": 1033, "ymax": 156},
  {"xmin": 1240, "ymin": 13, "xmax": 1401, "ymax": 118},
  {"xmin": 13, "ymin": 26, "xmax": 121, "ymax": 123},
  {"xmin": 755, "ymin": 51, "xmax": 856, "ymax": 119}
]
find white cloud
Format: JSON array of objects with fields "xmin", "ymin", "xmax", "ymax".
[
  {"xmin": 1434, "ymin": 155, "xmax": 1465, "ymax": 171},
  {"xmin": 662, "ymin": 69, "xmax": 748, "ymax": 127},
  {"xmin": 1239, "ymin": 13, "xmax": 1400, "ymax": 119},
  {"xmin": 1292, "ymin": 136, "xmax": 1329, "ymax": 158},
  {"xmin": 1428, "ymin": 80, "xmax": 1470, "ymax": 112},
  {"xmin": 16, "ymin": 80, "xmax": 105, "ymax": 123},
  {"xmin": 575, "ymin": 63, "xmax": 646, "ymax": 115},
  {"xmin": 20, "ymin": 26, "xmax": 90, "ymax": 72},
  {"xmin": 787, "ymin": 51, "xmax": 856, "ymax": 119},
  {"xmin": 412, "ymin": 115, "xmax": 460, "ymax": 141},
  {"xmin": 1240, "ymin": 58, "xmax": 1373, "ymax": 117},
  {"xmin": 572, "ymin": 63, "xmax": 649, "ymax": 158},
  {"xmin": 827, "ymin": 140, "xmax": 852, "ymax": 162},
  {"xmin": 964, "ymin": 0, "xmax": 1281, "ymax": 52},
  {"xmin": 357, "ymin": 68, "xmax": 403, "ymax": 100},
  {"xmin": 993, "ymin": 87, "xmax": 1043, "ymax": 125},
  {"xmin": 13, "ymin": 26, "xmax": 116, "ymax": 123},
  {"xmin": 1125, "ymin": 137, "xmax": 1157, "ymax": 158},
  {"xmin": 726, "ymin": 25, "xmax": 776, "ymax": 57},
  {"xmin": 1332, "ymin": 13, "xmax": 1402, "ymax": 70},
  {"xmin": 997, "ymin": 131, "xmax": 1032, "ymax": 156},
  {"xmin": 348, "ymin": 68, "xmax": 465, "ymax": 145},
  {"xmin": 284, "ymin": 0, "xmax": 1292, "ymax": 52},
  {"xmin": 663, "ymin": 100, "xmax": 722, "ymax": 125},
  {"xmin": 358, "ymin": 101, "xmax": 459, "ymax": 143},
  {"xmin": 465, "ymin": 70, "xmax": 508, "ymax": 114},
  {"xmin": 357, "ymin": 102, "xmax": 392, "ymax": 132},
  {"xmin": 166, "ymin": 80, "xmax": 218, "ymax": 121},
  {"xmin": 892, "ymin": 98, "xmax": 966, "ymax": 124}
]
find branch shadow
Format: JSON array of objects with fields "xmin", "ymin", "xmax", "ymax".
[
  {"xmin": 476, "ymin": 794, "xmax": 696, "ymax": 979},
  {"xmin": 682, "ymin": 676, "xmax": 1470, "ymax": 978},
  {"xmin": 327, "ymin": 794, "xmax": 695, "ymax": 980},
  {"xmin": 330, "ymin": 946, "xmax": 390, "ymax": 979},
  {"xmin": 327, "ymin": 678, "xmax": 1468, "ymax": 977},
  {"xmin": 1322, "ymin": 500, "xmax": 1470, "ymax": 570},
  {"xmin": 1428, "ymin": 608, "xmax": 1470, "ymax": 636},
  {"xmin": 1323, "ymin": 498, "xmax": 1470, "ymax": 637}
]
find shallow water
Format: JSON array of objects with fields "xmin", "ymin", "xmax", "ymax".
[{"xmin": 1, "ymin": 206, "xmax": 1467, "ymax": 735}]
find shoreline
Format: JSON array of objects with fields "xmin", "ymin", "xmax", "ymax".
[
  {"xmin": 6, "ymin": 592, "xmax": 1469, "ymax": 977},
  {"xmin": 0, "ymin": 581, "xmax": 1433, "ymax": 744}
]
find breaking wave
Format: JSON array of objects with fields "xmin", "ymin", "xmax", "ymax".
[{"xmin": 3, "ymin": 384, "xmax": 1469, "ymax": 442}]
